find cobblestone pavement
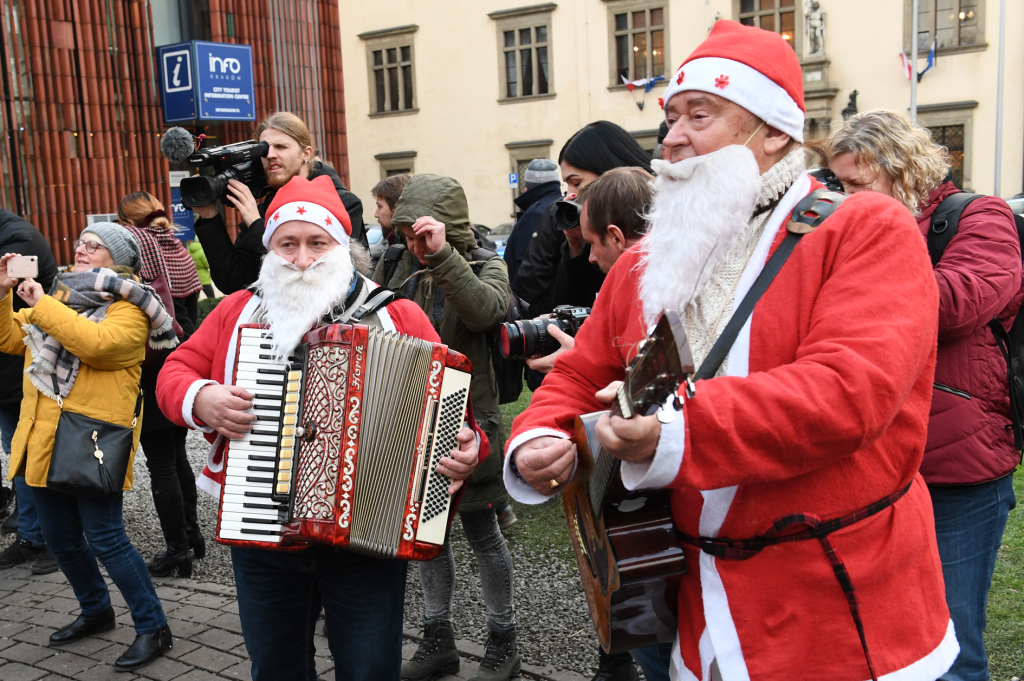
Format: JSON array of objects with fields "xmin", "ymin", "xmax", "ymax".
[{"xmin": 0, "ymin": 563, "xmax": 590, "ymax": 681}]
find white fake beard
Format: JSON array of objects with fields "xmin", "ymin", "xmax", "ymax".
[
  {"xmin": 638, "ymin": 145, "xmax": 762, "ymax": 324},
  {"xmin": 255, "ymin": 246, "xmax": 354, "ymax": 361}
]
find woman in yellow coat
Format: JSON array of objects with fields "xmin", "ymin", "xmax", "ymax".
[{"xmin": 0, "ymin": 223, "xmax": 174, "ymax": 672}]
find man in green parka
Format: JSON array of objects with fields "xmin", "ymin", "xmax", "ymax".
[{"xmin": 374, "ymin": 174, "xmax": 519, "ymax": 681}]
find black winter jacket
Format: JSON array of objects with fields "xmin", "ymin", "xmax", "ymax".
[
  {"xmin": 504, "ymin": 181, "xmax": 561, "ymax": 289},
  {"xmin": 513, "ymin": 200, "xmax": 563, "ymax": 316},
  {"xmin": 0, "ymin": 210, "xmax": 57, "ymax": 405},
  {"xmin": 551, "ymin": 241, "xmax": 605, "ymax": 309},
  {"xmin": 194, "ymin": 161, "xmax": 365, "ymax": 294}
]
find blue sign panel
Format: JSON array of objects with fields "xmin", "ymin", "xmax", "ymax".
[
  {"xmin": 157, "ymin": 42, "xmax": 197, "ymax": 123},
  {"xmin": 194, "ymin": 41, "xmax": 256, "ymax": 122},
  {"xmin": 169, "ymin": 172, "xmax": 195, "ymax": 241}
]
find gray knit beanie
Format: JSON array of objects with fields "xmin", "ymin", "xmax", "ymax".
[
  {"xmin": 81, "ymin": 222, "xmax": 142, "ymax": 273},
  {"xmin": 524, "ymin": 159, "xmax": 560, "ymax": 188}
]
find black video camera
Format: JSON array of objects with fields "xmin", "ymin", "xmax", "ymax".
[
  {"xmin": 179, "ymin": 140, "xmax": 271, "ymax": 208},
  {"xmin": 499, "ymin": 305, "xmax": 590, "ymax": 360}
]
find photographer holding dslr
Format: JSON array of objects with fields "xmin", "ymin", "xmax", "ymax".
[{"xmin": 191, "ymin": 112, "xmax": 365, "ymax": 294}]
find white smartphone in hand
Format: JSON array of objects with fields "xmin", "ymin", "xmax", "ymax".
[{"xmin": 7, "ymin": 255, "xmax": 38, "ymax": 279}]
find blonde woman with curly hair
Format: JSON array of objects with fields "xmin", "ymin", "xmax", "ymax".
[{"xmin": 828, "ymin": 109, "xmax": 1022, "ymax": 681}]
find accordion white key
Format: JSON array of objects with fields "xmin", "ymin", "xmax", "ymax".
[{"xmin": 216, "ymin": 323, "xmax": 473, "ymax": 560}]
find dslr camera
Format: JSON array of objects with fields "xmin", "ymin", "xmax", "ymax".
[
  {"xmin": 554, "ymin": 197, "xmax": 582, "ymax": 231},
  {"xmin": 179, "ymin": 140, "xmax": 271, "ymax": 208},
  {"xmin": 499, "ymin": 305, "xmax": 590, "ymax": 360}
]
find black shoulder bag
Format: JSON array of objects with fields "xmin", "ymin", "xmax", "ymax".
[{"xmin": 47, "ymin": 377, "xmax": 143, "ymax": 499}]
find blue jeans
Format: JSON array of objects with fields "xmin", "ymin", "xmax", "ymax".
[
  {"xmin": 231, "ymin": 546, "xmax": 408, "ymax": 681},
  {"xmin": 631, "ymin": 642, "xmax": 673, "ymax": 681},
  {"xmin": 930, "ymin": 473, "xmax": 1017, "ymax": 681},
  {"xmin": 0, "ymin": 402, "xmax": 44, "ymax": 546},
  {"xmin": 32, "ymin": 486, "xmax": 167, "ymax": 635}
]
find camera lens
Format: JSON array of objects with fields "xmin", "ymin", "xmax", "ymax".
[
  {"xmin": 179, "ymin": 174, "xmax": 225, "ymax": 208},
  {"xmin": 499, "ymin": 322, "xmax": 524, "ymax": 360}
]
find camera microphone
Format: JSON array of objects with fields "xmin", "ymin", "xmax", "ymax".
[{"xmin": 160, "ymin": 126, "xmax": 195, "ymax": 163}]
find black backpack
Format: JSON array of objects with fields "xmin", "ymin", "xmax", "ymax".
[
  {"xmin": 926, "ymin": 192, "xmax": 1024, "ymax": 450},
  {"xmin": 380, "ymin": 241, "xmax": 526, "ymax": 405}
]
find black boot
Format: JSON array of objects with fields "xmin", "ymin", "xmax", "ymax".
[
  {"xmin": 401, "ymin": 618, "xmax": 460, "ymax": 681},
  {"xmin": 114, "ymin": 624, "xmax": 173, "ymax": 671},
  {"xmin": 592, "ymin": 648, "xmax": 639, "ymax": 681},
  {"xmin": 147, "ymin": 547, "xmax": 192, "ymax": 578},
  {"xmin": 187, "ymin": 530, "xmax": 206, "ymax": 560},
  {"xmin": 49, "ymin": 607, "xmax": 116, "ymax": 645},
  {"xmin": 1, "ymin": 500, "xmax": 18, "ymax": 534},
  {"xmin": 469, "ymin": 621, "xmax": 521, "ymax": 681}
]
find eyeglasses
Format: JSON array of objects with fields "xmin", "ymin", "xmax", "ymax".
[{"xmin": 73, "ymin": 239, "xmax": 109, "ymax": 254}]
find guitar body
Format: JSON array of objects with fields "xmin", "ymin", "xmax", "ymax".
[{"xmin": 563, "ymin": 412, "xmax": 684, "ymax": 654}]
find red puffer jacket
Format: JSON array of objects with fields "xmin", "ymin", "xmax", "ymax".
[{"xmin": 919, "ymin": 181, "xmax": 1023, "ymax": 484}]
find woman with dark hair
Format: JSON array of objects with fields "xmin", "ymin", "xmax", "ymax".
[
  {"xmin": 119, "ymin": 191, "xmax": 204, "ymax": 577},
  {"xmin": 514, "ymin": 121, "xmax": 651, "ymax": 318}
]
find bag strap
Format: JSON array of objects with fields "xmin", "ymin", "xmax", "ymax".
[
  {"xmin": 695, "ymin": 189, "xmax": 846, "ymax": 381},
  {"xmin": 351, "ymin": 288, "xmax": 398, "ymax": 321},
  {"xmin": 927, "ymin": 192, "xmax": 981, "ymax": 266},
  {"xmin": 382, "ymin": 243, "xmax": 407, "ymax": 286}
]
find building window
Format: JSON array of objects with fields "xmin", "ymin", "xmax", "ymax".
[
  {"xmin": 612, "ymin": 6, "xmax": 665, "ymax": 84},
  {"xmin": 915, "ymin": 0, "xmax": 981, "ymax": 51},
  {"xmin": 930, "ymin": 124, "xmax": 966, "ymax": 187},
  {"xmin": 489, "ymin": 4, "xmax": 556, "ymax": 102},
  {"xmin": 359, "ymin": 25, "xmax": 419, "ymax": 117},
  {"xmin": 505, "ymin": 139, "xmax": 554, "ymax": 199},
  {"xmin": 737, "ymin": 0, "xmax": 797, "ymax": 51},
  {"xmin": 375, "ymin": 150, "xmax": 417, "ymax": 180}
]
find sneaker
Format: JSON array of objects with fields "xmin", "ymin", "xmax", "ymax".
[
  {"xmin": 592, "ymin": 648, "xmax": 639, "ymax": 681},
  {"xmin": 30, "ymin": 548, "xmax": 59, "ymax": 575},
  {"xmin": 496, "ymin": 503, "xmax": 517, "ymax": 531},
  {"xmin": 0, "ymin": 534, "xmax": 43, "ymax": 570},
  {"xmin": 469, "ymin": 622, "xmax": 520, "ymax": 681},
  {"xmin": 401, "ymin": 619, "xmax": 459, "ymax": 681},
  {"xmin": 1, "ymin": 500, "xmax": 18, "ymax": 534}
]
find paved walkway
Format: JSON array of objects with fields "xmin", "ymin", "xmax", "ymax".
[{"xmin": 0, "ymin": 564, "xmax": 589, "ymax": 681}]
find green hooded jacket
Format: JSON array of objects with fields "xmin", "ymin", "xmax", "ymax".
[{"xmin": 373, "ymin": 174, "xmax": 511, "ymax": 511}]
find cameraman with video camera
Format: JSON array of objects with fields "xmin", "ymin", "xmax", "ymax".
[{"xmin": 191, "ymin": 112, "xmax": 365, "ymax": 294}]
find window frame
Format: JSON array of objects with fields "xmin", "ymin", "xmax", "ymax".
[
  {"xmin": 358, "ymin": 24, "xmax": 419, "ymax": 118},
  {"xmin": 606, "ymin": 0, "xmax": 669, "ymax": 89},
  {"xmin": 916, "ymin": 100, "xmax": 977, "ymax": 190},
  {"xmin": 489, "ymin": 4, "xmax": 557, "ymax": 103},
  {"xmin": 733, "ymin": 0, "xmax": 800, "ymax": 54},
  {"xmin": 505, "ymin": 139, "xmax": 554, "ymax": 199},
  {"xmin": 903, "ymin": 0, "xmax": 987, "ymax": 56},
  {"xmin": 375, "ymin": 150, "xmax": 417, "ymax": 181}
]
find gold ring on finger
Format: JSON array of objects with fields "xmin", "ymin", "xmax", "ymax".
[{"xmin": 549, "ymin": 479, "xmax": 559, "ymax": 488}]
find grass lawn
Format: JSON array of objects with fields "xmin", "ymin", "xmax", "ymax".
[{"xmin": 500, "ymin": 388, "xmax": 1024, "ymax": 678}]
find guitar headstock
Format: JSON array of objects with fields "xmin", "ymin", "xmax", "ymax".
[{"xmin": 615, "ymin": 311, "xmax": 695, "ymax": 419}]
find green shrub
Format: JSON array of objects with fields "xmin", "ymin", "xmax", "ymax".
[{"xmin": 197, "ymin": 296, "xmax": 225, "ymax": 325}]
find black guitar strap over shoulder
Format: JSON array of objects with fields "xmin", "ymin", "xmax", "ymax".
[{"xmin": 694, "ymin": 189, "xmax": 846, "ymax": 381}]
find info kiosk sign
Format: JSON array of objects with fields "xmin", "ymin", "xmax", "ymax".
[{"xmin": 157, "ymin": 41, "xmax": 256, "ymax": 124}]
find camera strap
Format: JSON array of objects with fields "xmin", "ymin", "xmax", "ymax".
[{"xmin": 694, "ymin": 189, "xmax": 845, "ymax": 381}]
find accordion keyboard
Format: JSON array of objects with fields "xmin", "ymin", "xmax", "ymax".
[{"xmin": 219, "ymin": 328, "xmax": 300, "ymax": 544}]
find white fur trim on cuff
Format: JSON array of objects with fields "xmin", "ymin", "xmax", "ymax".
[
  {"xmin": 663, "ymin": 57, "xmax": 804, "ymax": 143},
  {"xmin": 621, "ymin": 396, "xmax": 684, "ymax": 490},
  {"xmin": 503, "ymin": 428, "xmax": 571, "ymax": 505},
  {"xmin": 183, "ymin": 379, "xmax": 217, "ymax": 432},
  {"xmin": 196, "ymin": 472, "xmax": 221, "ymax": 499}
]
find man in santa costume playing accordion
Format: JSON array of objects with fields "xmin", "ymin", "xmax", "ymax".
[
  {"xmin": 157, "ymin": 175, "xmax": 484, "ymax": 681},
  {"xmin": 505, "ymin": 20, "xmax": 958, "ymax": 681}
]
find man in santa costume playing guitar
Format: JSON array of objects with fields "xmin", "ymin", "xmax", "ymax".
[
  {"xmin": 505, "ymin": 21, "xmax": 957, "ymax": 681},
  {"xmin": 157, "ymin": 175, "xmax": 484, "ymax": 681}
]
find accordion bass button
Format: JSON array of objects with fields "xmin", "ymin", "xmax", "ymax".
[{"xmin": 276, "ymin": 483, "xmax": 290, "ymax": 495}]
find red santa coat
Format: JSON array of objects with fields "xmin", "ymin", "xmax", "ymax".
[
  {"xmin": 505, "ymin": 175, "xmax": 957, "ymax": 681},
  {"xmin": 157, "ymin": 282, "xmax": 488, "ymax": 499}
]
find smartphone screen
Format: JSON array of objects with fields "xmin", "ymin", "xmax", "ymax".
[{"xmin": 7, "ymin": 255, "xmax": 38, "ymax": 279}]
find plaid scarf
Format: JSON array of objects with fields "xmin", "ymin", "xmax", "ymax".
[
  {"xmin": 125, "ymin": 223, "xmax": 203, "ymax": 297},
  {"xmin": 21, "ymin": 267, "xmax": 178, "ymax": 400}
]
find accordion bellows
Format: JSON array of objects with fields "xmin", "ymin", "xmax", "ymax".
[{"xmin": 217, "ymin": 323, "xmax": 472, "ymax": 561}]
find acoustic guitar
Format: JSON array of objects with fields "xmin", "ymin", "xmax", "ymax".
[{"xmin": 562, "ymin": 311, "xmax": 694, "ymax": 654}]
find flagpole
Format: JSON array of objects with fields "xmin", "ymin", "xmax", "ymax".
[
  {"xmin": 994, "ymin": 0, "xmax": 1006, "ymax": 196},
  {"xmin": 910, "ymin": 0, "xmax": 919, "ymax": 125}
]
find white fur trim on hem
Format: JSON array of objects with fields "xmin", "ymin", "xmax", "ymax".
[
  {"xmin": 196, "ymin": 466, "xmax": 221, "ymax": 499},
  {"xmin": 662, "ymin": 57, "xmax": 804, "ymax": 143},
  {"xmin": 873, "ymin": 619, "xmax": 958, "ymax": 681},
  {"xmin": 503, "ymin": 427, "xmax": 571, "ymax": 504},
  {"xmin": 377, "ymin": 305, "xmax": 396, "ymax": 332},
  {"xmin": 183, "ymin": 379, "xmax": 216, "ymax": 432},
  {"xmin": 670, "ymin": 632, "xmax": 700, "ymax": 681},
  {"xmin": 621, "ymin": 395, "xmax": 685, "ymax": 490}
]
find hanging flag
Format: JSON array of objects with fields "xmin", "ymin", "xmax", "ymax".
[
  {"xmin": 644, "ymin": 75, "xmax": 665, "ymax": 93},
  {"xmin": 917, "ymin": 40, "xmax": 937, "ymax": 82},
  {"xmin": 898, "ymin": 44, "xmax": 912, "ymax": 80}
]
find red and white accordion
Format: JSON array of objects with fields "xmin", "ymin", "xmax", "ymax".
[{"xmin": 216, "ymin": 323, "xmax": 473, "ymax": 561}]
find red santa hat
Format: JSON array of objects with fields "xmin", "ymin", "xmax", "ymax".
[
  {"xmin": 661, "ymin": 20, "xmax": 805, "ymax": 143},
  {"xmin": 262, "ymin": 175, "xmax": 352, "ymax": 248}
]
